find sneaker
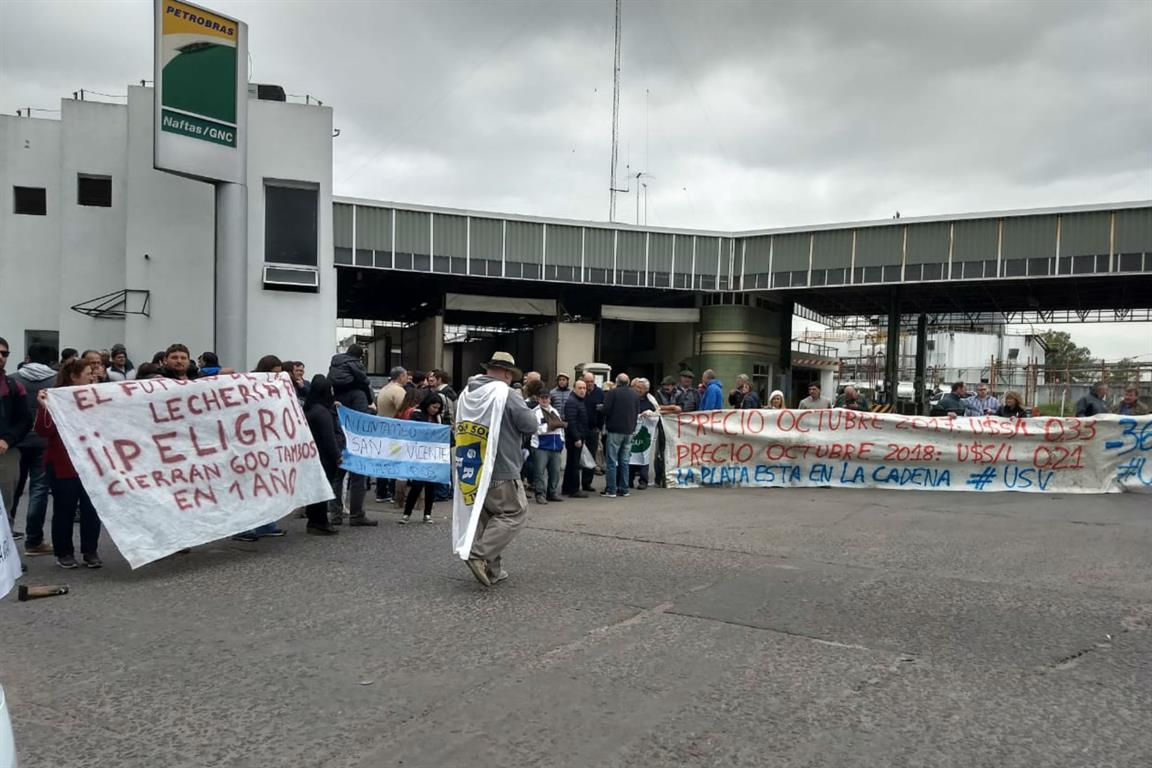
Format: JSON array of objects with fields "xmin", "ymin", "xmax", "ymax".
[
  {"xmin": 306, "ymin": 525, "xmax": 338, "ymax": 536},
  {"xmin": 534, "ymin": 494, "xmax": 548, "ymax": 504},
  {"xmin": 465, "ymin": 558, "xmax": 491, "ymax": 587},
  {"xmin": 12, "ymin": 530, "xmax": 24, "ymax": 541},
  {"xmin": 423, "ymin": 516, "xmax": 435, "ymax": 524},
  {"xmin": 568, "ymin": 491, "xmax": 588, "ymax": 499},
  {"xmin": 600, "ymin": 491, "xmax": 616, "ymax": 498},
  {"xmin": 349, "ymin": 518, "xmax": 379, "ymax": 527},
  {"xmin": 619, "ymin": 491, "xmax": 631, "ymax": 498},
  {"xmin": 25, "ymin": 542, "xmax": 53, "ymax": 556},
  {"xmin": 57, "ymin": 555, "xmax": 78, "ymax": 569},
  {"xmin": 83, "ymin": 553, "xmax": 103, "ymax": 569},
  {"xmin": 397, "ymin": 515, "xmax": 410, "ymax": 525},
  {"xmin": 546, "ymin": 495, "xmax": 565, "ymax": 503},
  {"xmin": 231, "ymin": 532, "xmax": 259, "ymax": 542},
  {"xmin": 258, "ymin": 528, "xmax": 287, "ymax": 538},
  {"xmin": 374, "ymin": 496, "xmax": 392, "ymax": 503}
]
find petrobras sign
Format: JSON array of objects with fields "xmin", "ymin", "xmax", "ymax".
[{"xmin": 153, "ymin": 0, "xmax": 247, "ymax": 183}]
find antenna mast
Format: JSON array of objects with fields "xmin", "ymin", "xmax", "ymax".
[{"xmin": 608, "ymin": 0, "xmax": 622, "ymax": 222}]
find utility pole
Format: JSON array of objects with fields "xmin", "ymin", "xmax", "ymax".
[{"xmin": 608, "ymin": 0, "xmax": 622, "ymax": 222}]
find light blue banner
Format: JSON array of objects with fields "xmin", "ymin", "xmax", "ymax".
[{"xmin": 338, "ymin": 406, "xmax": 452, "ymax": 483}]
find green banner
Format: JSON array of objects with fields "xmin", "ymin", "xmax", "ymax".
[{"xmin": 160, "ymin": 109, "xmax": 236, "ymax": 147}]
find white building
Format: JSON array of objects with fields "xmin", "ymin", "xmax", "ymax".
[{"xmin": 0, "ymin": 86, "xmax": 335, "ymax": 375}]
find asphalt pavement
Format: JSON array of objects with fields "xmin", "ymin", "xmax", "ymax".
[{"xmin": 3, "ymin": 485, "xmax": 1151, "ymax": 768}]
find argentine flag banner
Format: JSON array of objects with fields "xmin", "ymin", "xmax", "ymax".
[{"xmin": 338, "ymin": 406, "xmax": 452, "ymax": 484}]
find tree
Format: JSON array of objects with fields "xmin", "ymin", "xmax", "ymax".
[
  {"xmin": 1040, "ymin": 331, "xmax": 1094, "ymax": 382},
  {"xmin": 1107, "ymin": 357, "xmax": 1141, "ymax": 385}
]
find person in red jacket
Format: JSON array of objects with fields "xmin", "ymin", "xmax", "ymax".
[{"xmin": 35, "ymin": 357, "xmax": 103, "ymax": 569}]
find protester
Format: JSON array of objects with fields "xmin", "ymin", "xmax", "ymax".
[
  {"xmin": 728, "ymin": 374, "xmax": 751, "ymax": 408},
  {"xmin": 254, "ymin": 355, "xmax": 283, "ymax": 374},
  {"xmin": 0, "ymin": 336, "xmax": 33, "ymax": 539},
  {"xmin": 628, "ymin": 378, "xmax": 659, "ymax": 490},
  {"xmin": 836, "ymin": 385, "xmax": 871, "ymax": 412},
  {"xmin": 561, "ymin": 378, "xmax": 590, "ymax": 498},
  {"xmin": 675, "ymin": 370, "xmax": 700, "ymax": 412},
  {"xmin": 798, "ymin": 383, "xmax": 832, "ymax": 409},
  {"xmin": 134, "ymin": 362, "xmax": 162, "ymax": 380},
  {"xmin": 524, "ymin": 380, "xmax": 566, "ymax": 505},
  {"xmin": 35, "ymin": 358, "xmax": 103, "ymax": 569},
  {"xmin": 931, "ymin": 381, "xmax": 967, "ymax": 416},
  {"xmin": 327, "ymin": 345, "xmax": 377, "ymax": 526},
  {"xmin": 82, "ymin": 349, "xmax": 108, "ymax": 383},
  {"xmin": 601, "ymin": 372, "xmax": 639, "ymax": 498},
  {"xmin": 581, "ymin": 371, "xmax": 605, "ymax": 491},
  {"xmin": 739, "ymin": 378, "xmax": 763, "ymax": 409},
  {"xmin": 13, "ymin": 344, "xmax": 55, "ymax": 555},
  {"xmin": 373, "ymin": 366, "xmax": 408, "ymax": 502},
  {"xmin": 1076, "ymin": 382, "xmax": 1111, "ymax": 417},
  {"xmin": 964, "ymin": 383, "xmax": 1000, "ymax": 417},
  {"xmin": 302, "ymin": 375, "xmax": 340, "ymax": 536},
  {"xmin": 461, "ymin": 352, "xmax": 538, "ymax": 587},
  {"xmin": 428, "ymin": 369, "xmax": 458, "ymax": 422},
  {"xmin": 699, "ymin": 369, "xmax": 724, "ymax": 410},
  {"xmin": 396, "ymin": 387, "xmax": 421, "ymax": 420},
  {"xmin": 59, "ymin": 348, "xmax": 78, "ymax": 367},
  {"xmin": 766, "ymin": 390, "xmax": 786, "ymax": 409},
  {"xmin": 197, "ymin": 351, "xmax": 223, "ymax": 376},
  {"xmin": 106, "ymin": 345, "xmax": 135, "ymax": 381},
  {"xmin": 288, "ymin": 361, "xmax": 310, "ymax": 399},
  {"xmin": 549, "ymin": 373, "xmax": 573, "ymax": 415},
  {"xmin": 997, "ymin": 391, "xmax": 1028, "ymax": 419},
  {"xmin": 393, "ymin": 390, "xmax": 446, "ymax": 525},
  {"xmin": 162, "ymin": 343, "xmax": 195, "ymax": 381},
  {"xmin": 1115, "ymin": 384, "xmax": 1150, "ymax": 416}
]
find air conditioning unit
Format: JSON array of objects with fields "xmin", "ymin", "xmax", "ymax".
[
  {"xmin": 263, "ymin": 264, "xmax": 318, "ymax": 292},
  {"xmin": 247, "ymin": 83, "xmax": 287, "ymax": 102}
]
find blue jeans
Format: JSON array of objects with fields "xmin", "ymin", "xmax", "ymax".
[
  {"xmin": 19, "ymin": 448, "xmax": 50, "ymax": 547},
  {"xmin": 604, "ymin": 432, "xmax": 631, "ymax": 495}
]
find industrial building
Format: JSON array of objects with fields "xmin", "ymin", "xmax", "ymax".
[{"xmin": 2, "ymin": 86, "xmax": 1151, "ymax": 410}]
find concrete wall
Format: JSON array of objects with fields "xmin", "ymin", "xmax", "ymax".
[
  {"xmin": 124, "ymin": 86, "xmax": 215, "ymax": 363},
  {"xmin": 556, "ymin": 322, "xmax": 595, "ymax": 383},
  {"xmin": 57, "ymin": 99, "xmax": 128, "ymax": 354},
  {"xmin": 245, "ymin": 97, "xmax": 336, "ymax": 375},
  {"xmin": 0, "ymin": 115, "xmax": 62, "ymax": 364},
  {"xmin": 416, "ymin": 316, "xmax": 443, "ymax": 374},
  {"xmin": 698, "ymin": 304, "xmax": 783, "ymax": 395}
]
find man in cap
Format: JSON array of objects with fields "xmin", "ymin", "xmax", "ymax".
[
  {"xmin": 462, "ymin": 352, "xmax": 539, "ymax": 586},
  {"xmin": 676, "ymin": 370, "xmax": 700, "ymax": 413}
]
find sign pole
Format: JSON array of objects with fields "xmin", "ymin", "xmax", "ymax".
[{"xmin": 214, "ymin": 182, "xmax": 248, "ymax": 370}]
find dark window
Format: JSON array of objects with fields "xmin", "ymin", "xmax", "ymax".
[
  {"xmin": 789, "ymin": 270, "xmax": 808, "ymax": 287},
  {"xmin": 354, "ymin": 249, "xmax": 372, "ymax": 267},
  {"xmin": 1095, "ymin": 254, "xmax": 1111, "ymax": 273},
  {"xmin": 395, "ymin": 253, "xmax": 414, "ymax": 270},
  {"xmin": 961, "ymin": 261, "xmax": 983, "ymax": 279},
  {"xmin": 505, "ymin": 261, "xmax": 523, "ymax": 278},
  {"xmin": 334, "ymin": 247, "xmax": 353, "ymax": 266},
  {"xmin": 264, "ymin": 184, "xmax": 317, "ymax": 265},
  {"xmin": 1003, "ymin": 259, "xmax": 1027, "ymax": 277},
  {"xmin": 922, "ymin": 263, "xmax": 943, "ymax": 281},
  {"xmin": 826, "ymin": 267, "xmax": 846, "ymax": 285},
  {"xmin": 672, "ymin": 273, "xmax": 690, "ymax": 289},
  {"xmin": 650, "ymin": 271, "xmax": 670, "ymax": 288},
  {"xmin": 13, "ymin": 186, "xmax": 46, "ymax": 215},
  {"xmin": 450, "ymin": 257, "xmax": 467, "ymax": 275},
  {"xmin": 587, "ymin": 267, "xmax": 609, "ymax": 284},
  {"xmin": 1027, "ymin": 257, "xmax": 1051, "ymax": 276},
  {"xmin": 619, "ymin": 269, "xmax": 640, "ymax": 286},
  {"xmin": 433, "ymin": 256, "xmax": 450, "ymax": 273},
  {"xmin": 810, "ymin": 269, "xmax": 827, "ymax": 287},
  {"xmin": 413, "ymin": 253, "xmax": 430, "ymax": 271},
  {"xmin": 77, "ymin": 174, "xmax": 111, "ymax": 207},
  {"xmin": 1072, "ymin": 255, "xmax": 1095, "ymax": 274},
  {"xmin": 554, "ymin": 265, "xmax": 576, "ymax": 282},
  {"xmin": 863, "ymin": 266, "xmax": 883, "ymax": 283},
  {"xmin": 882, "ymin": 265, "xmax": 902, "ymax": 282},
  {"xmin": 773, "ymin": 272, "xmax": 791, "ymax": 288},
  {"xmin": 1118, "ymin": 253, "xmax": 1143, "ymax": 272},
  {"xmin": 903, "ymin": 264, "xmax": 922, "ymax": 282},
  {"xmin": 523, "ymin": 263, "xmax": 541, "ymax": 280}
]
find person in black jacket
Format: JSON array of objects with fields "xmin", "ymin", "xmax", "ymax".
[
  {"xmin": 562, "ymin": 379, "xmax": 590, "ymax": 497},
  {"xmin": 580, "ymin": 371, "xmax": 605, "ymax": 491},
  {"xmin": 601, "ymin": 373, "xmax": 639, "ymax": 498},
  {"xmin": 303, "ymin": 375, "xmax": 341, "ymax": 536},
  {"xmin": 399, "ymin": 390, "xmax": 445, "ymax": 525},
  {"xmin": 326, "ymin": 345, "xmax": 377, "ymax": 526},
  {"xmin": 1, "ymin": 335, "xmax": 33, "ymax": 537}
]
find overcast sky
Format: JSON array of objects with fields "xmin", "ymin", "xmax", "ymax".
[{"xmin": 2, "ymin": 0, "xmax": 1150, "ymax": 358}]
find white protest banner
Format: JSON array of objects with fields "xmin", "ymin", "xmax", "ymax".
[
  {"xmin": 44, "ymin": 373, "xmax": 333, "ymax": 567},
  {"xmin": 451, "ymin": 381, "xmax": 510, "ymax": 560},
  {"xmin": 663, "ymin": 409, "xmax": 1152, "ymax": 494},
  {"xmin": 0, "ymin": 497, "xmax": 21, "ymax": 599},
  {"xmin": 629, "ymin": 413, "xmax": 659, "ymax": 466}
]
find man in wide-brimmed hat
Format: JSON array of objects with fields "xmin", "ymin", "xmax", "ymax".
[{"xmin": 459, "ymin": 352, "xmax": 537, "ymax": 586}]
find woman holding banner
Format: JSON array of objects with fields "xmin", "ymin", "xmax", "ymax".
[
  {"xmin": 34, "ymin": 358, "xmax": 103, "ymax": 569},
  {"xmin": 398, "ymin": 390, "xmax": 444, "ymax": 525},
  {"xmin": 303, "ymin": 375, "xmax": 341, "ymax": 536}
]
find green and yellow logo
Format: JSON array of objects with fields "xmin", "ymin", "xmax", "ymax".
[
  {"xmin": 160, "ymin": 1, "xmax": 239, "ymax": 147},
  {"xmin": 455, "ymin": 421, "xmax": 489, "ymax": 506}
]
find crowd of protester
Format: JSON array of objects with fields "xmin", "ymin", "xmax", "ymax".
[{"xmin": 2, "ymin": 333, "xmax": 1149, "ymax": 573}]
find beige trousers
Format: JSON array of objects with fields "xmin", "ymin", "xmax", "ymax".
[{"xmin": 470, "ymin": 478, "xmax": 528, "ymax": 564}]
